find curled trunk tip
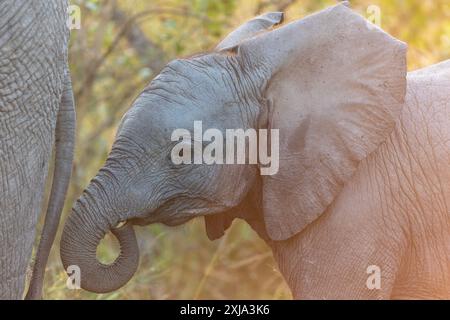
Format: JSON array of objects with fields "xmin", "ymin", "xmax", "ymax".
[{"xmin": 60, "ymin": 211, "xmax": 140, "ymax": 293}]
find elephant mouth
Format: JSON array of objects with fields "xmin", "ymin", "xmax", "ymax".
[
  {"xmin": 129, "ymin": 196, "xmax": 229, "ymax": 227},
  {"xmin": 130, "ymin": 205, "xmax": 228, "ymax": 227}
]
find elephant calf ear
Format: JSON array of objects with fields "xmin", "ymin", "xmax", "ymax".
[
  {"xmin": 215, "ymin": 12, "xmax": 284, "ymax": 51},
  {"xmin": 238, "ymin": 4, "xmax": 407, "ymax": 240}
]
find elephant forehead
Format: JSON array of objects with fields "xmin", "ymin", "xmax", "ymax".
[
  {"xmin": 122, "ymin": 97, "xmax": 244, "ymax": 138},
  {"xmin": 145, "ymin": 55, "xmax": 239, "ymax": 101},
  {"xmin": 117, "ymin": 56, "xmax": 248, "ymax": 139}
]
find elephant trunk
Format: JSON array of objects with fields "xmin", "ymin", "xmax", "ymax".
[{"xmin": 60, "ymin": 175, "xmax": 139, "ymax": 293}]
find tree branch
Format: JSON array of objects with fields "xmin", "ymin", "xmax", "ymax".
[{"xmin": 75, "ymin": 6, "xmax": 211, "ymax": 100}]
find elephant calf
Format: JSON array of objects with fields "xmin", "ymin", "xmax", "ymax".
[{"xmin": 59, "ymin": 3, "xmax": 449, "ymax": 298}]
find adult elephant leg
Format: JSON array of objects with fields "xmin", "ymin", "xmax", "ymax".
[
  {"xmin": 25, "ymin": 69, "xmax": 76, "ymax": 300},
  {"xmin": 0, "ymin": 0, "xmax": 69, "ymax": 299}
]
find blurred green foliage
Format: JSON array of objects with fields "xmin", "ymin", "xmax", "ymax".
[{"xmin": 35, "ymin": 0, "xmax": 449, "ymax": 299}]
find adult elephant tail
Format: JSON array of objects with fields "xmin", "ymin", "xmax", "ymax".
[{"xmin": 25, "ymin": 69, "xmax": 76, "ymax": 300}]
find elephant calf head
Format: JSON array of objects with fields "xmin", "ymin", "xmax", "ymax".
[{"xmin": 60, "ymin": 3, "xmax": 407, "ymax": 293}]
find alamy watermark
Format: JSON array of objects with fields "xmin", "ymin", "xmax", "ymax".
[
  {"xmin": 67, "ymin": 5, "xmax": 81, "ymax": 30},
  {"xmin": 170, "ymin": 121, "xmax": 279, "ymax": 175},
  {"xmin": 66, "ymin": 265, "xmax": 81, "ymax": 290},
  {"xmin": 366, "ymin": 265, "xmax": 381, "ymax": 290},
  {"xmin": 366, "ymin": 5, "xmax": 381, "ymax": 29}
]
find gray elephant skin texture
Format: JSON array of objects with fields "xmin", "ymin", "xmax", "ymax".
[{"xmin": 0, "ymin": 1, "xmax": 75, "ymax": 299}]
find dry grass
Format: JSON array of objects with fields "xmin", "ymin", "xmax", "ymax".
[{"xmin": 41, "ymin": 218, "xmax": 291, "ymax": 299}]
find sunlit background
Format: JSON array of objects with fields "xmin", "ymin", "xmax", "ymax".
[{"xmin": 31, "ymin": 0, "xmax": 450, "ymax": 299}]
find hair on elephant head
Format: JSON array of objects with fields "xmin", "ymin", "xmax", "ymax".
[{"xmin": 60, "ymin": 3, "xmax": 407, "ymax": 293}]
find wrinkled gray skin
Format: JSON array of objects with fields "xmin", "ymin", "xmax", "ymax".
[
  {"xmin": 60, "ymin": 5, "xmax": 449, "ymax": 298},
  {"xmin": 0, "ymin": 1, "xmax": 75, "ymax": 299},
  {"xmin": 271, "ymin": 60, "xmax": 450, "ymax": 299}
]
